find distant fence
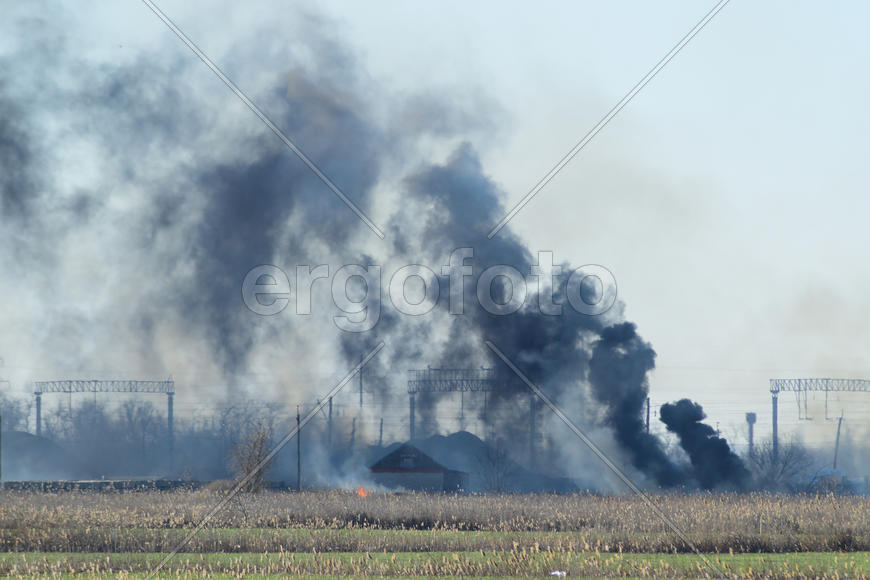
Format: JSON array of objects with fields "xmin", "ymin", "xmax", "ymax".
[{"xmin": 1, "ymin": 480, "xmax": 294, "ymax": 492}]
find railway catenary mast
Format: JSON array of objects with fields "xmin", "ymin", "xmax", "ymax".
[
  {"xmin": 408, "ymin": 368, "xmax": 496, "ymax": 441},
  {"xmin": 769, "ymin": 378, "xmax": 870, "ymax": 461},
  {"xmin": 32, "ymin": 379, "xmax": 175, "ymax": 465},
  {"xmin": 408, "ymin": 368, "xmax": 540, "ymax": 467}
]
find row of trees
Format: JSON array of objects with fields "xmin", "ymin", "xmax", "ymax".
[
  {"xmin": 0, "ymin": 390, "xmax": 851, "ymax": 493},
  {"xmin": 0, "ymin": 391, "xmax": 30, "ymax": 432},
  {"xmin": 0, "ymin": 392, "xmax": 284, "ymax": 482}
]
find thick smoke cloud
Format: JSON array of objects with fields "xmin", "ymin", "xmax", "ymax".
[
  {"xmin": 0, "ymin": 3, "xmax": 751, "ymax": 490},
  {"xmin": 0, "ymin": 90, "xmax": 38, "ymax": 221},
  {"xmin": 660, "ymin": 398, "xmax": 750, "ymax": 490},
  {"xmin": 588, "ymin": 323, "xmax": 686, "ymax": 487},
  {"xmin": 0, "ymin": 7, "xmax": 389, "ymax": 390}
]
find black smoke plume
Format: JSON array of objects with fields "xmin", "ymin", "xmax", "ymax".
[
  {"xmin": 588, "ymin": 323, "xmax": 686, "ymax": 487},
  {"xmin": 659, "ymin": 398, "xmax": 750, "ymax": 490},
  {"xmin": 0, "ymin": 4, "xmax": 722, "ymax": 490}
]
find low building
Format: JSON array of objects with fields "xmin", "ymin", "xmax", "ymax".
[{"xmin": 370, "ymin": 444, "xmax": 466, "ymax": 492}]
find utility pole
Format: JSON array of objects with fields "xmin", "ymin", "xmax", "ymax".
[
  {"xmin": 528, "ymin": 393, "xmax": 536, "ymax": 469},
  {"xmin": 35, "ymin": 392, "xmax": 42, "ymax": 437},
  {"xmin": 167, "ymin": 392, "xmax": 174, "ymax": 473},
  {"xmin": 833, "ymin": 413, "xmax": 844, "ymax": 470},
  {"xmin": 350, "ymin": 417, "xmax": 356, "ymax": 448},
  {"xmin": 645, "ymin": 397, "xmax": 650, "ymax": 433},
  {"xmin": 409, "ymin": 393, "xmax": 415, "ymax": 440},
  {"xmin": 296, "ymin": 405, "xmax": 301, "ymax": 492},
  {"xmin": 327, "ymin": 397, "xmax": 333, "ymax": 451},
  {"xmin": 359, "ymin": 354, "xmax": 364, "ymax": 408},
  {"xmin": 379, "ymin": 418, "xmax": 383, "ymax": 447},
  {"xmin": 772, "ymin": 391, "xmax": 779, "ymax": 462}
]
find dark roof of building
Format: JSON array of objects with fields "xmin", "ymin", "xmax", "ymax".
[
  {"xmin": 367, "ymin": 432, "xmax": 579, "ymax": 492},
  {"xmin": 370, "ymin": 444, "xmax": 459, "ymax": 474}
]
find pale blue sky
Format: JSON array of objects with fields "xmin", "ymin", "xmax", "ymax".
[{"xmin": 297, "ymin": 1, "xmax": 870, "ymax": 444}]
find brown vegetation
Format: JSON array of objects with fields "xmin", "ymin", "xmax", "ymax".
[{"xmin": 1, "ymin": 489, "xmax": 869, "ymax": 555}]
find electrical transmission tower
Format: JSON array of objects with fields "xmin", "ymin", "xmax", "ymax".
[
  {"xmin": 769, "ymin": 378, "xmax": 870, "ymax": 460},
  {"xmin": 32, "ymin": 379, "xmax": 176, "ymax": 466}
]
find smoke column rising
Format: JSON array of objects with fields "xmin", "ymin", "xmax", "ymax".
[
  {"xmin": 0, "ymin": 3, "xmax": 751, "ymax": 490},
  {"xmin": 659, "ymin": 398, "xmax": 750, "ymax": 490},
  {"xmin": 588, "ymin": 323, "xmax": 687, "ymax": 487}
]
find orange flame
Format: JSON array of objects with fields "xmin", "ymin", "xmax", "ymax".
[{"xmin": 356, "ymin": 486, "xmax": 369, "ymax": 498}]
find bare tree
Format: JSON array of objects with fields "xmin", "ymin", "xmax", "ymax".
[
  {"xmin": 0, "ymin": 391, "xmax": 29, "ymax": 432},
  {"xmin": 231, "ymin": 420, "xmax": 275, "ymax": 492},
  {"xmin": 218, "ymin": 402, "xmax": 276, "ymax": 468},
  {"xmin": 119, "ymin": 400, "xmax": 161, "ymax": 465},
  {"xmin": 479, "ymin": 438, "xmax": 519, "ymax": 492},
  {"xmin": 748, "ymin": 438, "xmax": 818, "ymax": 491}
]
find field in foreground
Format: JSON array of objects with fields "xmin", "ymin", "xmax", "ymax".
[
  {"xmin": 2, "ymin": 550, "xmax": 870, "ymax": 578},
  {"xmin": 2, "ymin": 489, "xmax": 870, "ymax": 577}
]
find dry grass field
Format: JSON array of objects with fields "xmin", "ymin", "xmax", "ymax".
[{"xmin": 1, "ymin": 489, "xmax": 869, "ymax": 578}]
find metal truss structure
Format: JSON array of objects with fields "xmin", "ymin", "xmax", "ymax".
[
  {"xmin": 32, "ymin": 379, "xmax": 175, "ymax": 466},
  {"xmin": 406, "ymin": 367, "xmax": 538, "ymax": 466},
  {"xmin": 407, "ymin": 368, "xmax": 497, "ymax": 394},
  {"xmin": 769, "ymin": 378, "xmax": 870, "ymax": 461},
  {"xmin": 770, "ymin": 378, "xmax": 870, "ymax": 394},
  {"xmin": 32, "ymin": 380, "xmax": 174, "ymax": 395},
  {"xmin": 407, "ymin": 368, "xmax": 499, "ymax": 440}
]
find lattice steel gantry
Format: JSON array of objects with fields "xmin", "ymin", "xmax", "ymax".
[
  {"xmin": 408, "ymin": 367, "xmax": 539, "ymax": 467},
  {"xmin": 33, "ymin": 379, "xmax": 176, "ymax": 466},
  {"xmin": 769, "ymin": 378, "xmax": 870, "ymax": 460},
  {"xmin": 408, "ymin": 368, "xmax": 497, "ymax": 439}
]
